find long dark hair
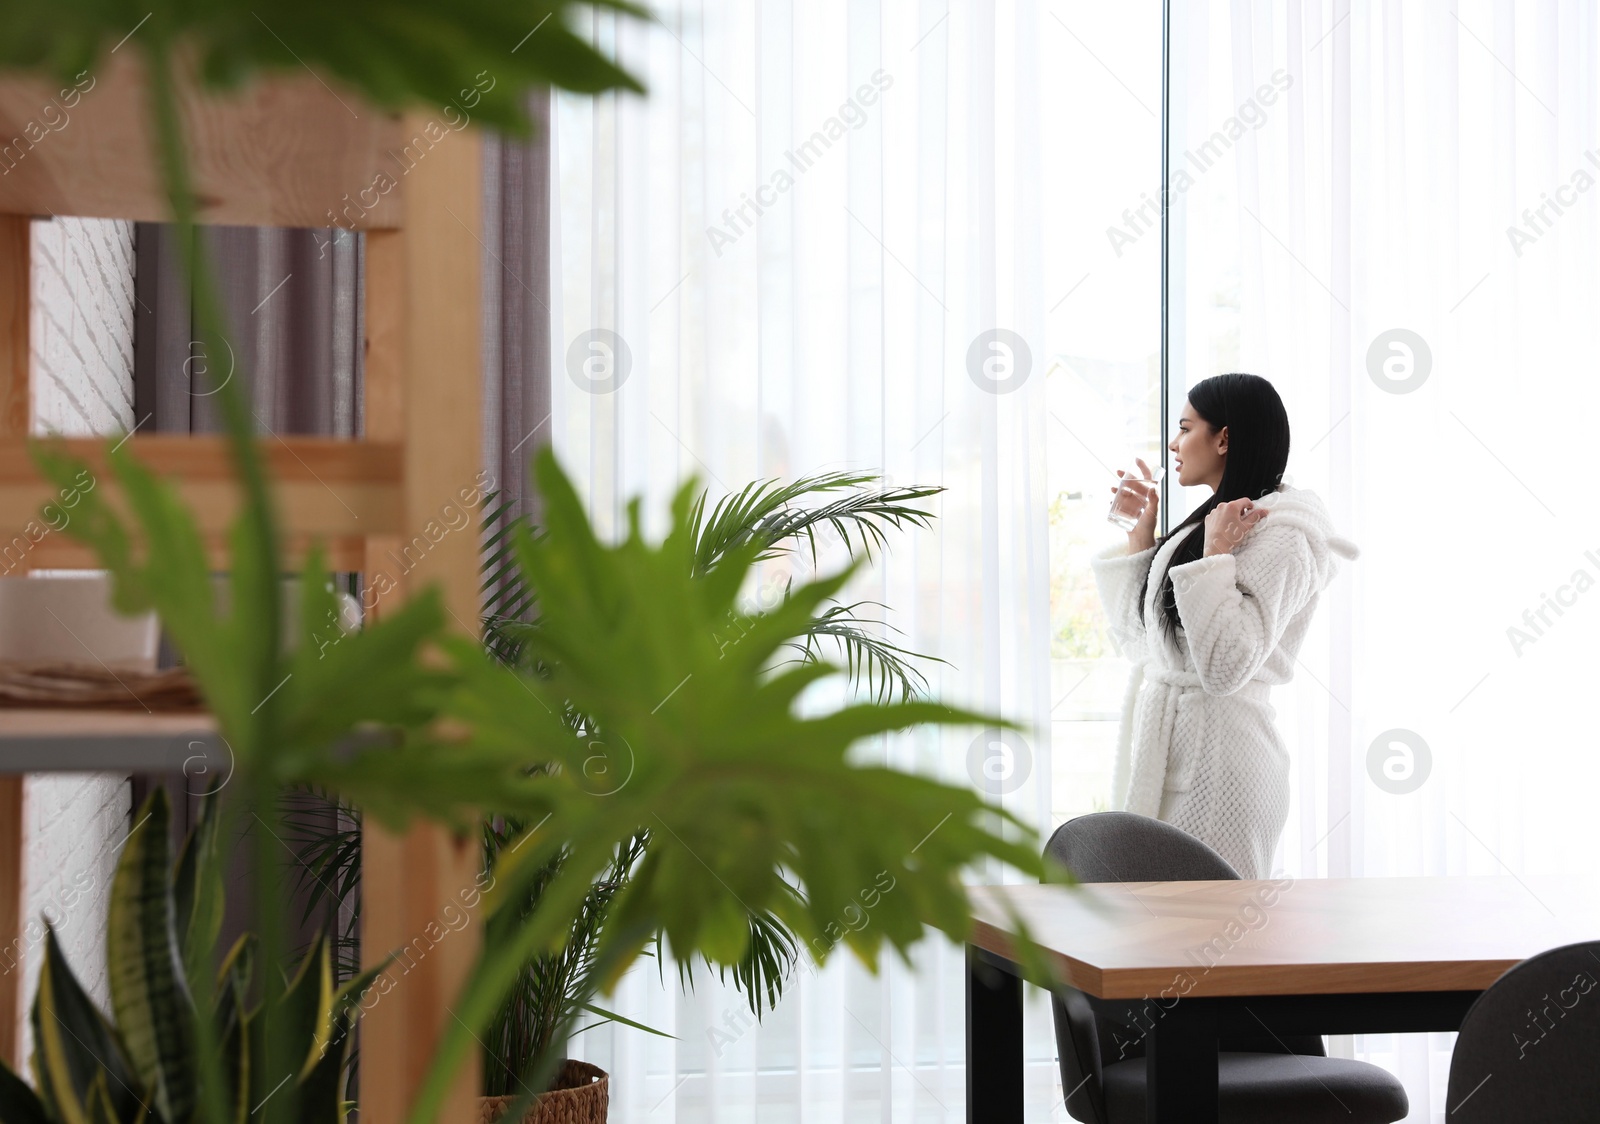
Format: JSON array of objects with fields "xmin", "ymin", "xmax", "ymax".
[{"xmin": 1137, "ymin": 373, "xmax": 1291, "ymax": 643}]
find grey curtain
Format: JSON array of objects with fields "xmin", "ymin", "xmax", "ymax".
[
  {"xmin": 128, "ymin": 91, "xmax": 554, "ymax": 965},
  {"xmin": 132, "ymin": 225, "xmax": 364, "ymax": 436},
  {"xmin": 481, "ymin": 87, "xmax": 554, "ymax": 534},
  {"xmin": 129, "ymin": 221, "xmax": 367, "ymax": 957}
]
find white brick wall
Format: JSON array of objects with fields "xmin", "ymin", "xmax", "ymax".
[
  {"xmin": 30, "ymin": 217, "xmax": 136, "ymax": 435},
  {"xmin": 14, "ymin": 215, "xmax": 136, "ymax": 1062},
  {"xmin": 14, "ymin": 778, "xmax": 128, "ymax": 1027}
]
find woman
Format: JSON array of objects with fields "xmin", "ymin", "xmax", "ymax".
[{"xmin": 1089, "ymin": 373, "xmax": 1359, "ymax": 877}]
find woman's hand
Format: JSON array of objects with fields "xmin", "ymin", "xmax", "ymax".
[
  {"xmin": 1114, "ymin": 457, "xmax": 1160, "ymax": 553},
  {"xmin": 1203, "ymin": 497, "xmax": 1269, "ymax": 556}
]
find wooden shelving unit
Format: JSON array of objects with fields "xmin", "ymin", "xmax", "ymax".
[{"xmin": 0, "ymin": 54, "xmax": 482, "ymax": 1122}]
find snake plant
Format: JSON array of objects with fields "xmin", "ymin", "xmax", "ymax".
[{"xmin": 0, "ymin": 787, "xmax": 382, "ymax": 1124}]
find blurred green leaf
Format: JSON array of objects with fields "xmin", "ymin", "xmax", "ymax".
[
  {"xmin": 0, "ymin": 1, "xmax": 648, "ymax": 135},
  {"xmin": 174, "ymin": 781, "xmax": 226, "ymax": 1000}
]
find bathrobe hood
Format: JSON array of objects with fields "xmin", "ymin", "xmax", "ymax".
[{"xmin": 1250, "ymin": 484, "xmax": 1360, "ymax": 588}]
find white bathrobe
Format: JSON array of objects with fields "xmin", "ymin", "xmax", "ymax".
[{"xmin": 1088, "ymin": 485, "xmax": 1359, "ymax": 878}]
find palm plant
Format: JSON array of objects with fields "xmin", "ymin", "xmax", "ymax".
[
  {"xmin": 487, "ymin": 472, "xmax": 954, "ymax": 1088},
  {"xmin": 292, "ymin": 476, "xmax": 936, "ymax": 1086},
  {"xmin": 291, "ymin": 471, "xmax": 948, "ymax": 1089},
  {"xmin": 298, "ymin": 448, "xmax": 1050, "ymax": 1122}
]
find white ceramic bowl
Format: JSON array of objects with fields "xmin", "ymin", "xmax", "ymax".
[
  {"xmin": 0, "ymin": 574, "xmax": 360, "ymax": 672},
  {"xmin": 0, "ymin": 574, "xmax": 159, "ymax": 670}
]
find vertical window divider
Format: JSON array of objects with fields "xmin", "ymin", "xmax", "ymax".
[{"xmin": 1159, "ymin": 0, "xmax": 1172, "ymax": 538}]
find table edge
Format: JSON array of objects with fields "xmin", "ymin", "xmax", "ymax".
[{"xmin": 969, "ymin": 918, "xmax": 1525, "ymax": 999}]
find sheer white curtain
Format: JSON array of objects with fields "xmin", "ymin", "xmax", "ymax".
[
  {"xmin": 1171, "ymin": 2, "xmax": 1600, "ymax": 1120},
  {"xmin": 548, "ymin": 1, "xmax": 1073, "ymax": 1118}
]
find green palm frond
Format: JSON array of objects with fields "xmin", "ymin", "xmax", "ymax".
[
  {"xmin": 0, "ymin": 1, "xmax": 649, "ymax": 138},
  {"xmin": 484, "ymin": 472, "xmax": 947, "ymax": 700},
  {"xmin": 688, "ymin": 472, "xmax": 943, "ymax": 572},
  {"xmin": 480, "ymin": 494, "xmax": 533, "ymax": 615},
  {"xmin": 281, "ymin": 795, "xmax": 363, "ymax": 978},
  {"xmin": 785, "ymin": 600, "xmax": 949, "ymax": 705},
  {"xmin": 674, "ymin": 890, "xmax": 801, "ymax": 1016},
  {"xmin": 481, "ymin": 492, "xmax": 539, "ymax": 667}
]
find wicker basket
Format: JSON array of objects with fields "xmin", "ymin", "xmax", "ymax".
[
  {"xmin": 0, "ymin": 661, "xmax": 202, "ymax": 710},
  {"xmin": 477, "ymin": 1062, "xmax": 608, "ymax": 1124}
]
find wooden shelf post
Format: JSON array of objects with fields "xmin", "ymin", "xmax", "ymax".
[
  {"xmin": 359, "ymin": 114, "xmax": 484, "ymax": 1124},
  {"xmin": 0, "ymin": 212, "xmax": 27, "ymax": 1069}
]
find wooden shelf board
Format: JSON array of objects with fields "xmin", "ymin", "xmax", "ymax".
[
  {"xmin": 0, "ymin": 707, "xmax": 223, "ymax": 774},
  {"xmin": 0, "ymin": 435, "xmax": 405, "ymax": 540},
  {"xmin": 11, "ymin": 535, "xmax": 372, "ymax": 572},
  {"xmin": 0, "ymin": 52, "xmax": 407, "ymax": 229},
  {"xmin": 0, "ymin": 435, "xmax": 404, "ymax": 481}
]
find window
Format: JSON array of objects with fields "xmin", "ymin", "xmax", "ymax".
[{"xmin": 1044, "ymin": 1, "xmax": 1165, "ymax": 829}]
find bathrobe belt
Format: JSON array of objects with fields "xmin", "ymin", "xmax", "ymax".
[{"xmin": 1120, "ymin": 661, "xmax": 1273, "ymax": 818}]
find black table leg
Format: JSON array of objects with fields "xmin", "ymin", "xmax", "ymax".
[
  {"xmin": 966, "ymin": 945, "xmax": 1024, "ymax": 1123},
  {"xmin": 1146, "ymin": 999, "xmax": 1218, "ymax": 1124}
]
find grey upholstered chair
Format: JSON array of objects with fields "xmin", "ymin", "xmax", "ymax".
[
  {"xmin": 1444, "ymin": 940, "xmax": 1600, "ymax": 1121},
  {"xmin": 1044, "ymin": 812, "xmax": 1409, "ymax": 1124}
]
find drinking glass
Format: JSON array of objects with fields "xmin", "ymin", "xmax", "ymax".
[{"xmin": 1107, "ymin": 464, "xmax": 1164, "ymax": 531}]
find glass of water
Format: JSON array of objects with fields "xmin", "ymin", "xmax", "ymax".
[{"xmin": 1107, "ymin": 464, "xmax": 1164, "ymax": 531}]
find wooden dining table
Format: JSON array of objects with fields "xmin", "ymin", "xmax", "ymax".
[{"xmin": 964, "ymin": 876, "xmax": 1600, "ymax": 1123}]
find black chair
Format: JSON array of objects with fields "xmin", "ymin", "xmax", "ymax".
[
  {"xmin": 1044, "ymin": 812, "xmax": 1409, "ymax": 1123},
  {"xmin": 1444, "ymin": 940, "xmax": 1600, "ymax": 1121}
]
